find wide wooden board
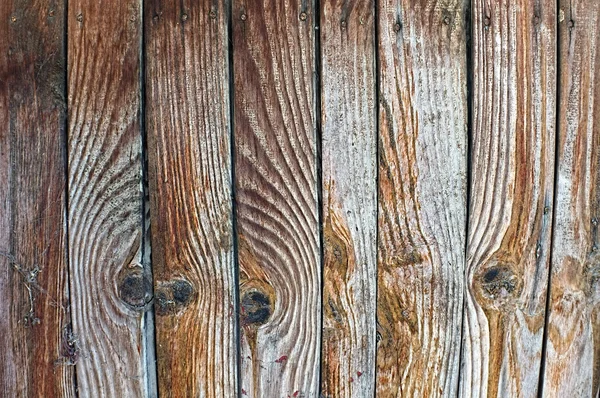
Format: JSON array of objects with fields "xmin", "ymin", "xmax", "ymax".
[
  {"xmin": 0, "ymin": 0, "xmax": 74, "ymax": 396},
  {"xmin": 376, "ymin": 0, "xmax": 468, "ymax": 395},
  {"xmin": 460, "ymin": 1, "xmax": 557, "ymax": 396},
  {"xmin": 541, "ymin": 1, "xmax": 600, "ymax": 396},
  {"xmin": 320, "ymin": 0, "xmax": 377, "ymax": 396},
  {"xmin": 145, "ymin": 0, "xmax": 238, "ymax": 396},
  {"xmin": 232, "ymin": 0, "xmax": 321, "ymax": 396},
  {"xmin": 67, "ymin": 0, "xmax": 150, "ymax": 395}
]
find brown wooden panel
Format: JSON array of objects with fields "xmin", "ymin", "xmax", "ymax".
[
  {"xmin": 232, "ymin": 0, "xmax": 320, "ymax": 396},
  {"xmin": 145, "ymin": 0, "xmax": 238, "ymax": 396},
  {"xmin": 320, "ymin": 0, "xmax": 377, "ymax": 396},
  {"xmin": 67, "ymin": 0, "xmax": 150, "ymax": 395},
  {"xmin": 460, "ymin": 1, "xmax": 557, "ymax": 396},
  {"xmin": 0, "ymin": 0, "xmax": 74, "ymax": 396},
  {"xmin": 376, "ymin": 0, "xmax": 468, "ymax": 395},
  {"xmin": 541, "ymin": 1, "xmax": 600, "ymax": 396}
]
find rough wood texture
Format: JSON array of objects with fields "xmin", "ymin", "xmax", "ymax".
[
  {"xmin": 376, "ymin": 0, "xmax": 468, "ymax": 395},
  {"xmin": 460, "ymin": 1, "xmax": 556, "ymax": 397},
  {"xmin": 0, "ymin": 1, "xmax": 74, "ymax": 396},
  {"xmin": 145, "ymin": 0, "xmax": 238, "ymax": 396},
  {"xmin": 67, "ymin": 0, "xmax": 150, "ymax": 395},
  {"xmin": 232, "ymin": 0, "xmax": 320, "ymax": 396},
  {"xmin": 320, "ymin": 0, "xmax": 377, "ymax": 396},
  {"xmin": 541, "ymin": 1, "xmax": 600, "ymax": 396}
]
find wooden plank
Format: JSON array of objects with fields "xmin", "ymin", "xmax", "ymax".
[
  {"xmin": 232, "ymin": 0, "xmax": 320, "ymax": 396},
  {"xmin": 67, "ymin": 0, "xmax": 150, "ymax": 395},
  {"xmin": 541, "ymin": 1, "xmax": 600, "ymax": 396},
  {"xmin": 320, "ymin": 0, "xmax": 377, "ymax": 396},
  {"xmin": 144, "ymin": 1, "xmax": 238, "ymax": 396},
  {"xmin": 376, "ymin": 0, "xmax": 468, "ymax": 395},
  {"xmin": 0, "ymin": 1, "xmax": 74, "ymax": 396},
  {"xmin": 460, "ymin": 1, "xmax": 556, "ymax": 396}
]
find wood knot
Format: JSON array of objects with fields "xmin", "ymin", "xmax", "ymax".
[
  {"xmin": 119, "ymin": 271, "xmax": 152, "ymax": 311},
  {"xmin": 241, "ymin": 290, "xmax": 272, "ymax": 326},
  {"xmin": 474, "ymin": 263, "xmax": 522, "ymax": 308},
  {"xmin": 155, "ymin": 278, "xmax": 196, "ymax": 315}
]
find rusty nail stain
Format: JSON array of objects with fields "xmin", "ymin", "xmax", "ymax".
[
  {"xmin": 11, "ymin": 15, "xmax": 17, "ymax": 23},
  {"xmin": 349, "ymin": 377, "xmax": 354, "ymax": 382},
  {"xmin": 300, "ymin": 12, "xmax": 307, "ymax": 21},
  {"xmin": 393, "ymin": 23, "xmax": 401, "ymax": 32},
  {"xmin": 275, "ymin": 355, "xmax": 288, "ymax": 363},
  {"xmin": 76, "ymin": 13, "xmax": 83, "ymax": 22},
  {"xmin": 241, "ymin": 13, "xmax": 247, "ymax": 21},
  {"xmin": 49, "ymin": 9, "xmax": 55, "ymax": 17},
  {"xmin": 443, "ymin": 16, "xmax": 451, "ymax": 25},
  {"xmin": 181, "ymin": 13, "xmax": 188, "ymax": 22},
  {"xmin": 209, "ymin": 10, "xmax": 217, "ymax": 19},
  {"xmin": 357, "ymin": 371, "xmax": 363, "ymax": 377}
]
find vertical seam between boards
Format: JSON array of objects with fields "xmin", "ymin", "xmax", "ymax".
[
  {"xmin": 227, "ymin": 0, "xmax": 243, "ymax": 396},
  {"xmin": 537, "ymin": 0, "xmax": 561, "ymax": 395},
  {"xmin": 373, "ymin": 0, "xmax": 381, "ymax": 395},
  {"xmin": 456, "ymin": 0, "xmax": 472, "ymax": 396},
  {"xmin": 62, "ymin": 0, "xmax": 79, "ymax": 395}
]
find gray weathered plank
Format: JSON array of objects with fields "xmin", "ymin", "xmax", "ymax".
[
  {"xmin": 145, "ymin": 0, "xmax": 238, "ymax": 396},
  {"xmin": 376, "ymin": 0, "xmax": 468, "ymax": 395},
  {"xmin": 67, "ymin": 0, "xmax": 150, "ymax": 395},
  {"xmin": 232, "ymin": 0, "xmax": 321, "ymax": 396},
  {"xmin": 320, "ymin": 0, "xmax": 377, "ymax": 396},
  {"xmin": 460, "ymin": 1, "xmax": 557, "ymax": 396},
  {"xmin": 541, "ymin": 1, "xmax": 600, "ymax": 396}
]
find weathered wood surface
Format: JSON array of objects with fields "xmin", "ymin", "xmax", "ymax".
[
  {"xmin": 67, "ymin": 0, "xmax": 150, "ymax": 395},
  {"xmin": 320, "ymin": 0, "xmax": 377, "ymax": 396},
  {"xmin": 460, "ymin": 1, "xmax": 557, "ymax": 397},
  {"xmin": 145, "ymin": 0, "xmax": 238, "ymax": 396},
  {"xmin": 376, "ymin": 0, "xmax": 468, "ymax": 396},
  {"xmin": 541, "ymin": 1, "xmax": 600, "ymax": 396},
  {"xmin": 0, "ymin": 1, "xmax": 74, "ymax": 396},
  {"xmin": 232, "ymin": 0, "xmax": 320, "ymax": 396}
]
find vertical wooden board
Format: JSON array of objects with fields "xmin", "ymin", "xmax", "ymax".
[
  {"xmin": 67, "ymin": 0, "xmax": 150, "ymax": 396},
  {"xmin": 460, "ymin": 1, "xmax": 556, "ymax": 397},
  {"xmin": 145, "ymin": 0, "xmax": 237, "ymax": 396},
  {"xmin": 542, "ymin": 1, "xmax": 600, "ymax": 396},
  {"xmin": 232, "ymin": 0, "xmax": 320, "ymax": 396},
  {"xmin": 320, "ymin": 0, "xmax": 377, "ymax": 397},
  {"xmin": 376, "ymin": 0, "xmax": 468, "ymax": 396},
  {"xmin": 0, "ymin": 1, "xmax": 74, "ymax": 396}
]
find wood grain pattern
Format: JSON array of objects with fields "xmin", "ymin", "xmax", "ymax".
[
  {"xmin": 145, "ymin": 0, "xmax": 238, "ymax": 396},
  {"xmin": 67, "ymin": 0, "xmax": 150, "ymax": 395},
  {"xmin": 541, "ymin": 1, "xmax": 600, "ymax": 396},
  {"xmin": 320, "ymin": 0, "xmax": 377, "ymax": 396},
  {"xmin": 460, "ymin": 1, "xmax": 556, "ymax": 396},
  {"xmin": 232, "ymin": 0, "xmax": 320, "ymax": 396},
  {"xmin": 376, "ymin": 0, "xmax": 468, "ymax": 396},
  {"xmin": 0, "ymin": 1, "xmax": 74, "ymax": 396}
]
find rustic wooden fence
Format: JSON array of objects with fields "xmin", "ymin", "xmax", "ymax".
[{"xmin": 1, "ymin": 0, "xmax": 598, "ymax": 396}]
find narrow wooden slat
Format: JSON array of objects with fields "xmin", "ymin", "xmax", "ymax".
[
  {"xmin": 145, "ymin": 1, "xmax": 238, "ymax": 396},
  {"xmin": 542, "ymin": 1, "xmax": 600, "ymax": 395},
  {"xmin": 67, "ymin": 0, "xmax": 150, "ymax": 395},
  {"xmin": 461, "ymin": 1, "xmax": 556, "ymax": 396},
  {"xmin": 376, "ymin": 0, "xmax": 468, "ymax": 395},
  {"xmin": 232, "ymin": 0, "xmax": 320, "ymax": 396},
  {"xmin": 320, "ymin": 0, "xmax": 377, "ymax": 396},
  {"xmin": 0, "ymin": 1, "xmax": 74, "ymax": 396}
]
